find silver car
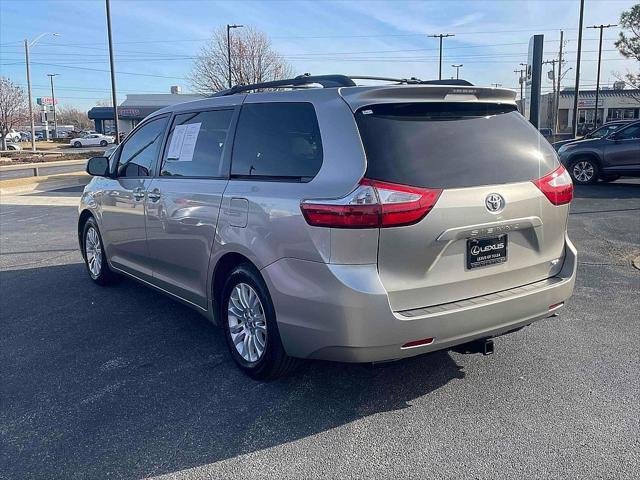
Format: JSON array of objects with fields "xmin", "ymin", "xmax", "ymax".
[{"xmin": 79, "ymin": 75, "xmax": 577, "ymax": 380}]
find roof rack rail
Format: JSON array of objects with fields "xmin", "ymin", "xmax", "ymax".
[
  {"xmin": 211, "ymin": 74, "xmax": 356, "ymax": 97},
  {"xmin": 349, "ymin": 76, "xmax": 424, "ymax": 84},
  {"xmin": 211, "ymin": 74, "xmax": 474, "ymax": 97}
]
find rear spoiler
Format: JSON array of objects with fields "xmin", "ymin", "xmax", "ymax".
[{"xmin": 339, "ymin": 85, "xmax": 517, "ymax": 112}]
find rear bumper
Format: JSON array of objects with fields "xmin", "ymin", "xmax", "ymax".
[{"xmin": 262, "ymin": 235, "xmax": 577, "ymax": 363}]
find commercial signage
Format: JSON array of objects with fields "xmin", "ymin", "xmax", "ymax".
[
  {"xmin": 577, "ymin": 99, "xmax": 597, "ymax": 108},
  {"xmin": 36, "ymin": 97, "xmax": 57, "ymax": 106},
  {"xmin": 118, "ymin": 108, "xmax": 142, "ymax": 117}
]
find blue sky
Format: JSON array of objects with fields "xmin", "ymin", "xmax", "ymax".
[{"xmin": 1, "ymin": 0, "xmax": 638, "ymax": 111}]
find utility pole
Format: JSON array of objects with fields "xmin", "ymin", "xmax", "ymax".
[
  {"xmin": 514, "ymin": 68, "xmax": 526, "ymax": 114},
  {"xmin": 556, "ymin": 30, "xmax": 564, "ymax": 133},
  {"xmin": 47, "ymin": 74, "xmax": 58, "ymax": 139},
  {"xmin": 24, "ymin": 32, "xmax": 59, "ymax": 152},
  {"xmin": 227, "ymin": 24, "xmax": 244, "ymax": 88},
  {"xmin": 572, "ymin": 0, "xmax": 585, "ymax": 137},
  {"xmin": 105, "ymin": 0, "xmax": 120, "ymax": 144},
  {"xmin": 543, "ymin": 59, "xmax": 557, "ymax": 129},
  {"xmin": 429, "ymin": 33, "xmax": 454, "ymax": 80},
  {"xmin": 587, "ymin": 24, "xmax": 617, "ymax": 128},
  {"xmin": 451, "ymin": 64, "xmax": 463, "ymax": 80},
  {"xmin": 519, "ymin": 62, "xmax": 527, "ymax": 117}
]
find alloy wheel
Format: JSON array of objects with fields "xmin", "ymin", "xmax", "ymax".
[
  {"xmin": 572, "ymin": 161, "xmax": 595, "ymax": 183},
  {"xmin": 227, "ymin": 283, "xmax": 267, "ymax": 363},
  {"xmin": 85, "ymin": 227, "xmax": 102, "ymax": 277}
]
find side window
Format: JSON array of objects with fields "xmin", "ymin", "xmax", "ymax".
[
  {"xmin": 117, "ymin": 116, "xmax": 168, "ymax": 177},
  {"xmin": 616, "ymin": 124, "xmax": 640, "ymax": 140},
  {"xmin": 161, "ymin": 109, "xmax": 233, "ymax": 177},
  {"xmin": 231, "ymin": 102, "xmax": 323, "ymax": 181}
]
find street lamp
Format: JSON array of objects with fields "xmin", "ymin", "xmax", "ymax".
[
  {"xmin": 227, "ymin": 24, "xmax": 244, "ymax": 88},
  {"xmin": 451, "ymin": 64, "xmax": 463, "ymax": 80},
  {"xmin": 47, "ymin": 74, "xmax": 59, "ymax": 139},
  {"xmin": 24, "ymin": 32, "xmax": 60, "ymax": 152}
]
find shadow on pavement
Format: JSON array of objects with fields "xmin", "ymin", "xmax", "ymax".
[
  {"xmin": 1, "ymin": 262, "xmax": 465, "ymax": 479},
  {"xmin": 573, "ymin": 180, "xmax": 640, "ymax": 200}
]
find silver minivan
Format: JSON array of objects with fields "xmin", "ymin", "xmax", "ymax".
[{"xmin": 79, "ymin": 75, "xmax": 577, "ymax": 379}]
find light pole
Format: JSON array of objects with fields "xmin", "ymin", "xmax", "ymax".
[
  {"xmin": 451, "ymin": 64, "xmax": 463, "ymax": 80},
  {"xmin": 47, "ymin": 74, "xmax": 59, "ymax": 139},
  {"xmin": 587, "ymin": 24, "xmax": 617, "ymax": 128},
  {"xmin": 514, "ymin": 67, "xmax": 526, "ymax": 115},
  {"xmin": 429, "ymin": 33, "xmax": 454, "ymax": 80},
  {"xmin": 105, "ymin": 0, "xmax": 120, "ymax": 144},
  {"xmin": 24, "ymin": 32, "xmax": 60, "ymax": 152},
  {"xmin": 571, "ymin": 0, "xmax": 585, "ymax": 137},
  {"xmin": 227, "ymin": 24, "xmax": 244, "ymax": 88}
]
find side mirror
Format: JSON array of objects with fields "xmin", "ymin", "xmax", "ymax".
[{"xmin": 86, "ymin": 156, "xmax": 110, "ymax": 177}]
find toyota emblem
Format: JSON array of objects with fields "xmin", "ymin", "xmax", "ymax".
[{"xmin": 485, "ymin": 193, "xmax": 505, "ymax": 213}]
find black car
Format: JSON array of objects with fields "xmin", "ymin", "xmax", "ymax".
[
  {"xmin": 552, "ymin": 120, "xmax": 634, "ymax": 151},
  {"xmin": 557, "ymin": 120, "xmax": 640, "ymax": 184}
]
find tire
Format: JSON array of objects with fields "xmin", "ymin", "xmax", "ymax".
[
  {"xmin": 600, "ymin": 174, "xmax": 620, "ymax": 183},
  {"xmin": 569, "ymin": 157, "xmax": 599, "ymax": 185},
  {"xmin": 82, "ymin": 217, "xmax": 119, "ymax": 286},
  {"xmin": 100, "ymin": 140, "xmax": 108, "ymax": 147},
  {"xmin": 73, "ymin": 141, "xmax": 82, "ymax": 148},
  {"xmin": 221, "ymin": 263, "xmax": 298, "ymax": 380}
]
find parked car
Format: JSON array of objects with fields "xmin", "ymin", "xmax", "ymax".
[
  {"xmin": 5, "ymin": 142, "xmax": 22, "ymax": 151},
  {"xmin": 70, "ymin": 134, "xmax": 115, "ymax": 148},
  {"xmin": 552, "ymin": 120, "xmax": 634, "ymax": 151},
  {"xmin": 5, "ymin": 130, "xmax": 21, "ymax": 142},
  {"xmin": 79, "ymin": 75, "xmax": 576, "ymax": 380},
  {"xmin": 539, "ymin": 127, "xmax": 553, "ymax": 138},
  {"xmin": 557, "ymin": 120, "xmax": 640, "ymax": 184}
]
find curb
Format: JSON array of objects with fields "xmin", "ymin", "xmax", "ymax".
[{"xmin": 0, "ymin": 172, "xmax": 87, "ymax": 196}]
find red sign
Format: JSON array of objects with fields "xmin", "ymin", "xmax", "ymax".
[{"xmin": 36, "ymin": 97, "xmax": 57, "ymax": 106}]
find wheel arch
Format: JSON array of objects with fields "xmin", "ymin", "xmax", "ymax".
[
  {"xmin": 210, "ymin": 252, "xmax": 262, "ymax": 324},
  {"xmin": 567, "ymin": 151, "xmax": 602, "ymax": 168},
  {"xmin": 77, "ymin": 209, "xmax": 95, "ymax": 256}
]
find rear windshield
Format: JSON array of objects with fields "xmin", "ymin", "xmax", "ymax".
[{"xmin": 355, "ymin": 103, "xmax": 559, "ymax": 189}]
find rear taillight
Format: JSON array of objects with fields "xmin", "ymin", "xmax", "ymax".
[
  {"xmin": 300, "ymin": 179, "xmax": 442, "ymax": 228},
  {"xmin": 532, "ymin": 165, "xmax": 573, "ymax": 206}
]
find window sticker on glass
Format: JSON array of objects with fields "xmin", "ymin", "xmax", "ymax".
[{"xmin": 167, "ymin": 122, "xmax": 201, "ymax": 162}]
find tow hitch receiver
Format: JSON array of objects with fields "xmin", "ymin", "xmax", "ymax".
[
  {"xmin": 482, "ymin": 338, "xmax": 494, "ymax": 356},
  {"xmin": 452, "ymin": 338, "xmax": 495, "ymax": 355}
]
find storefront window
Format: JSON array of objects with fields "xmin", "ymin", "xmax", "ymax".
[{"xmin": 607, "ymin": 108, "xmax": 639, "ymax": 121}]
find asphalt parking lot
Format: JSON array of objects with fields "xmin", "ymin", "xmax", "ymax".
[{"xmin": 1, "ymin": 179, "xmax": 639, "ymax": 479}]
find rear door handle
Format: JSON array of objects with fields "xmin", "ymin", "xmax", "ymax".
[
  {"xmin": 133, "ymin": 187, "xmax": 145, "ymax": 200},
  {"xmin": 147, "ymin": 188, "xmax": 161, "ymax": 201}
]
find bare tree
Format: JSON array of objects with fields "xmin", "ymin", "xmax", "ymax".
[
  {"xmin": 95, "ymin": 98, "xmax": 113, "ymax": 107},
  {"xmin": 614, "ymin": 4, "xmax": 640, "ymax": 97},
  {"xmin": 190, "ymin": 26, "xmax": 294, "ymax": 94},
  {"xmin": 56, "ymin": 105, "xmax": 93, "ymax": 130},
  {"xmin": 0, "ymin": 77, "xmax": 29, "ymax": 150}
]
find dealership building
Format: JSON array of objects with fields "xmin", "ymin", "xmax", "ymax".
[
  {"xmin": 88, "ymin": 87, "xmax": 204, "ymax": 134},
  {"xmin": 538, "ymin": 87, "xmax": 640, "ymax": 132}
]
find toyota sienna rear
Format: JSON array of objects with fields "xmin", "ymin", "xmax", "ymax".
[{"xmin": 79, "ymin": 75, "xmax": 577, "ymax": 379}]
